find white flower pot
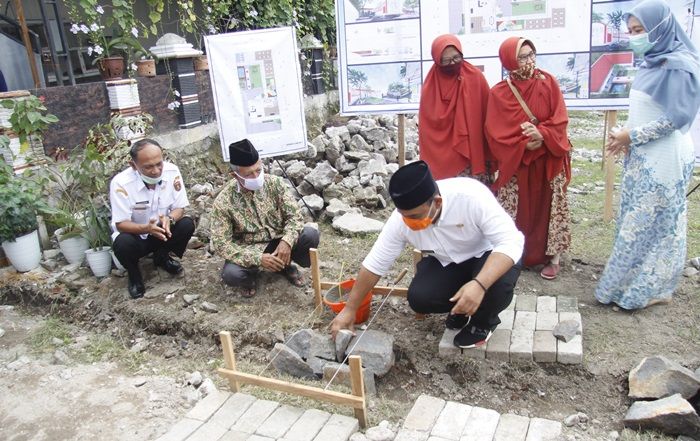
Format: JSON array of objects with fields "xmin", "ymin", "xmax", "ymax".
[
  {"xmin": 55, "ymin": 227, "xmax": 89, "ymax": 264},
  {"xmin": 85, "ymin": 247, "xmax": 112, "ymax": 277},
  {"xmin": 2, "ymin": 230, "xmax": 41, "ymax": 272}
]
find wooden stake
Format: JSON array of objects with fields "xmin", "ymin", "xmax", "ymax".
[
  {"xmin": 348, "ymin": 355, "xmax": 368, "ymax": 428},
  {"xmin": 310, "ymin": 248, "xmax": 322, "ymax": 307},
  {"xmin": 219, "ymin": 331, "xmax": 240, "ymax": 392},
  {"xmin": 13, "ymin": 0, "xmax": 41, "ymax": 88},
  {"xmin": 398, "ymin": 114, "xmax": 406, "ymax": 167},
  {"xmin": 603, "ymin": 110, "xmax": 618, "ymax": 222}
]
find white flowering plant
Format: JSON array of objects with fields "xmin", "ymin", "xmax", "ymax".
[{"xmin": 68, "ymin": 0, "xmax": 142, "ymax": 64}]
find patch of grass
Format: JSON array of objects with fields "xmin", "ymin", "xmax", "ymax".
[
  {"xmin": 619, "ymin": 428, "xmax": 675, "ymax": 440},
  {"xmin": 77, "ymin": 334, "xmax": 147, "ymax": 373},
  {"xmin": 28, "ymin": 317, "xmax": 72, "ymax": 353}
]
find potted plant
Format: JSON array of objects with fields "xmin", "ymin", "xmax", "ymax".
[
  {"xmin": 1, "ymin": 94, "xmax": 58, "ymax": 165},
  {"xmin": 110, "ymin": 112, "xmax": 153, "ymax": 141},
  {"xmin": 0, "ymin": 159, "xmax": 47, "ymax": 272},
  {"xmin": 192, "ymin": 0, "xmax": 232, "ymax": 71},
  {"xmin": 67, "ymin": 1, "xmax": 142, "ymax": 80},
  {"xmin": 83, "ymin": 198, "xmax": 113, "ymax": 277}
]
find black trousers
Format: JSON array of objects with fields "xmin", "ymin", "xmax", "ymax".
[
  {"xmin": 407, "ymin": 251, "xmax": 522, "ymax": 330},
  {"xmin": 221, "ymin": 226, "xmax": 320, "ymax": 288},
  {"xmin": 113, "ymin": 217, "xmax": 195, "ymax": 283}
]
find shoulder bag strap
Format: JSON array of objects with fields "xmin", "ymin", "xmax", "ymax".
[{"xmin": 506, "ymin": 77, "xmax": 539, "ymax": 125}]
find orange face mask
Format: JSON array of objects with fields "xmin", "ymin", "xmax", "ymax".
[{"xmin": 402, "ymin": 201, "xmax": 437, "ymax": 231}]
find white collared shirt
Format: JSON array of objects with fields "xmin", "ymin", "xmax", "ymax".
[
  {"xmin": 362, "ymin": 177, "xmax": 524, "ymax": 276},
  {"xmin": 109, "ymin": 162, "xmax": 189, "ymax": 239}
]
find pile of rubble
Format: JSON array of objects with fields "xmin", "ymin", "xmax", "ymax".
[{"xmin": 268, "ymin": 328, "xmax": 395, "ymax": 396}]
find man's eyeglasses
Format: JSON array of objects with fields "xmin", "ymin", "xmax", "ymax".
[
  {"xmin": 440, "ymin": 54, "xmax": 464, "ymax": 66},
  {"xmin": 517, "ymin": 52, "xmax": 536, "ymax": 62}
]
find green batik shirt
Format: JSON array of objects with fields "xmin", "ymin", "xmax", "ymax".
[{"xmin": 210, "ymin": 174, "xmax": 304, "ymax": 268}]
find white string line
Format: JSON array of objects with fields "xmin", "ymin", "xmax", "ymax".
[{"xmin": 324, "ymin": 269, "xmax": 408, "ymax": 391}]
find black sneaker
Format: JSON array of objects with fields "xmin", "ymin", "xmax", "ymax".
[
  {"xmin": 445, "ymin": 313, "xmax": 470, "ymax": 330},
  {"xmin": 454, "ymin": 324, "xmax": 494, "ymax": 348}
]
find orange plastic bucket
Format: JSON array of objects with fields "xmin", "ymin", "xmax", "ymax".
[{"xmin": 323, "ymin": 279, "xmax": 372, "ymax": 324}]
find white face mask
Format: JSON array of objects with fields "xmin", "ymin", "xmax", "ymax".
[
  {"xmin": 139, "ymin": 172, "xmax": 161, "ymax": 185},
  {"xmin": 236, "ymin": 168, "xmax": 265, "ymax": 191}
]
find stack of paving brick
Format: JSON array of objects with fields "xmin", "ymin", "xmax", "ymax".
[
  {"xmin": 439, "ymin": 295, "xmax": 583, "ymax": 364},
  {"xmin": 155, "ymin": 391, "xmax": 359, "ymax": 441},
  {"xmin": 395, "ymin": 394, "xmax": 563, "ymax": 441}
]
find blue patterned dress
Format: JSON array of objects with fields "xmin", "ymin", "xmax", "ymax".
[{"xmin": 595, "ymin": 90, "xmax": 695, "ymax": 309}]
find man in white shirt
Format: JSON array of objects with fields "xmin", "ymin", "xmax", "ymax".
[
  {"xmin": 110, "ymin": 139, "xmax": 195, "ymax": 299},
  {"xmin": 331, "ymin": 161, "xmax": 524, "ymax": 348}
]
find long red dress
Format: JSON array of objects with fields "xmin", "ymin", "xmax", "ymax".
[
  {"xmin": 485, "ymin": 37, "xmax": 571, "ymax": 267},
  {"xmin": 418, "ymin": 34, "xmax": 490, "ymax": 180}
]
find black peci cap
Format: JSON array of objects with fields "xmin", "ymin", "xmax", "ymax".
[
  {"xmin": 229, "ymin": 138, "xmax": 259, "ymax": 166},
  {"xmin": 389, "ymin": 160, "xmax": 438, "ymax": 210}
]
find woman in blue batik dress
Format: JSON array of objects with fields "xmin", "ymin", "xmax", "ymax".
[{"xmin": 596, "ymin": 0, "xmax": 700, "ymax": 310}]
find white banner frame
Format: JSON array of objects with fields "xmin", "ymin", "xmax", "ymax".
[{"xmin": 205, "ymin": 27, "xmax": 307, "ymax": 160}]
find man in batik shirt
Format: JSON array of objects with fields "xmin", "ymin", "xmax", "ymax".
[{"xmin": 210, "ymin": 139, "xmax": 320, "ymax": 297}]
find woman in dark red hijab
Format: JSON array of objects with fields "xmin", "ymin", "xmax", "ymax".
[
  {"xmin": 418, "ymin": 34, "xmax": 490, "ymax": 180},
  {"xmin": 485, "ymin": 37, "xmax": 571, "ymax": 279}
]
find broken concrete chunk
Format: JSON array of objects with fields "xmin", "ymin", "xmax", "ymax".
[
  {"xmin": 623, "ymin": 393, "xmax": 700, "ymax": 438},
  {"xmin": 629, "ymin": 356, "xmax": 700, "ymax": 400},
  {"xmin": 269, "ymin": 343, "xmax": 315, "ymax": 380}
]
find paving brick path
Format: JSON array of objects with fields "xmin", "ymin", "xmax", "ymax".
[
  {"xmin": 157, "ymin": 391, "xmax": 564, "ymax": 441},
  {"xmin": 439, "ymin": 295, "xmax": 583, "ymax": 364}
]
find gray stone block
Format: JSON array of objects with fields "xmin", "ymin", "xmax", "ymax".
[
  {"xmin": 513, "ymin": 311, "xmax": 537, "ymax": 331},
  {"xmin": 431, "ymin": 401, "xmax": 473, "ymax": 440},
  {"xmin": 394, "ymin": 429, "xmax": 430, "ymax": 441},
  {"xmin": 493, "ymin": 413, "xmax": 530, "ymax": 441},
  {"xmin": 230, "ymin": 399, "xmax": 279, "ymax": 434},
  {"xmin": 510, "ymin": 329, "xmax": 534, "ymax": 362},
  {"xmin": 313, "ymin": 414, "xmax": 359, "ymax": 441},
  {"xmin": 256, "ymin": 405, "xmax": 305, "ymax": 439},
  {"xmin": 506, "ymin": 295, "xmax": 517, "ymax": 310},
  {"xmin": 403, "ymin": 394, "xmax": 446, "ymax": 432},
  {"xmin": 533, "ymin": 330, "xmax": 558, "ymax": 363},
  {"xmin": 486, "ymin": 329, "xmax": 511, "ymax": 362},
  {"xmin": 624, "ymin": 393, "xmax": 700, "ymax": 438},
  {"xmin": 270, "ymin": 343, "xmax": 316, "ymax": 379},
  {"xmin": 462, "ymin": 344, "xmax": 486, "ymax": 360},
  {"xmin": 208, "ymin": 392, "xmax": 257, "ymax": 429},
  {"xmin": 536, "ymin": 296, "xmax": 557, "ymax": 312},
  {"xmin": 185, "ymin": 390, "xmax": 231, "ymax": 421},
  {"xmin": 347, "ymin": 330, "xmax": 395, "ymax": 376},
  {"xmin": 461, "ymin": 406, "xmax": 500, "ymax": 441},
  {"xmin": 557, "ymin": 335, "xmax": 583, "ymax": 364},
  {"xmin": 217, "ymin": 430, "xmax": 249, "ymax": 441},
  {"xmin": 525, "ymin": 417, "xmax": 562, "ymax": 441},
  {"xmin": 628, "ymin": 356, "xmax": 700, "ymax": 400},
  {"xmin": 498, "ymin": 310, "xmax": 515, "ymax": 330},
  {"xmin": 154, "ymin": 417, "xmax": 202, "ymax": 441},
  {"xmin": 186, "ymin": 420, "xmax": 228, "ymax": 441},
  {"xmin": 310, "ymin": 332, "xmax": 337, "ymax": 361},
  {"xmin": 336, "ymin": 329, "xmax": 354, "ymax": 362},
  {"xmin": 516, "ymin": 295, "xmax": 537, "ymax": 311},
  {"xmin": 322, "ymin": 362, "xmax": 377, "ymax": 395},
  {"xmin": 556, "ymin": 296, "xmax": 578, "ymax": 312},
  {"xmin": 438, "ymin": 329, "xmax": 460, "ymax": 357},
  {"xmin": 284, "ymin": 409, "xmax": 331, "ymax": 441},
  {"xmin": 535, "ymin": 312, "xmax": 559, "ymax": 331},
  {"xmin": 247, "ymin": 435, "xmax": 275, "ymax": 441},
  {"xmin": 286, "ymin": 329, "xmax": 314, "ymax": 359}
]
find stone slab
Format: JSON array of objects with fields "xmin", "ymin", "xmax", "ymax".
[
  {"xmin": 535, "ymin": 312, "xmax": 559, "ymax": 331},
  {"xmin": 525, "ymin": 417, "xmax": 563, "ymax": 441},
  {"xmin": 154, "ymin": 418, "xmax": 202, "ymax": 441},
  {"xmin": 497, "ymin": 310, "xmax": 515, "ymax": 330},
  {"xmin": 513, "ymin": 311, "xmax": 537, "ymax": 331},
  {"xmin": 510, "ymin": 329, "xmax": 534, "ymax": 362},
  {"xmin": 557, "ymin": 334, "xmax": 583, "ymax": 364},
  {"xmin": 462, "ymin": 344, "xmax": 486, "ymax": 360},
  {"xmin": 516, "ymin": 295, "xmax": 537, "ymax": 312},
  {"xmin": 395, "ymin": 429, "xmax": 430, "ymax": 441},
  {"xmin": 403, "ymin": 394, "xmax": 446, "ymax": 432},
  {"xmin": 312, "ymin": 414, "xmax": 359, "ymax": 441},
  {"xmin": 256, "ymin": 405, "xmax": 304, "ymax": 439},
  {"xmin": 431, "ymin": 401, "xmax": 473, "ymax": 440},
  {"xmin": 536, "ymin": 296, "xmax": 557, "ymax": 312},
  {"xmin": 460, "ymin": 406, "xmax": 500, "ymax": 441},
  {"xmin": 556, "ymin": 297, "xmax": 578, "ymax": 312},
  {"xmin": 486, "ymin": 329, "xmax": 511, "ymax": 362},
  {"xmin": 284, "ymin": 409, "xmax": 331, "ymax": 441},
  {"xmin": 247, "ymin": 436, "xmax": 275, "ymax": 441},
  {"xmin": 230, "ymin": 399, "xmax": 279, "ymax": 434},
  {"xmin": 208, "ymin": 393, "xmax": 257, "ymax": 429},
  {"xmin": 427, "ymin": 437, "xmax": 452, "ymax": 441},
  {"xmin": 186, "ymin": 420, "xmax": 228, "ymax": 441},
  {"xmin": 493, "ymin": 413, "xmax": 530, "ymax": 441},
  {"xmin": 185, "ymin": 391, "xmax": 231, "ymax": 421},
  {"xmin": 558, "ymin": 312, "xmax": 582, "ymax": 332},
  {"xmin": 438, "ymin": 329, "xmax": 460, "ymax": 357},
  {"xmin": 533, "ymin": 330, "xmax": 558, "ymax": 363},
  {"xmin": 506, "ymin": 295, "xmax": 517, "ymax": 310},
  {"xmin": 217, "ymin": 430, "xmax": 249, "ymax": 441}
]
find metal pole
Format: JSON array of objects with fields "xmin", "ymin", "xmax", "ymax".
[{"xmin": 13, "ymin": 0, "xmax": 41, "ymax": 88}]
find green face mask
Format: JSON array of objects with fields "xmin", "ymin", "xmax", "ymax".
[
  {"xmin": 628, "ymin": 14, "xmax": 671, "ymax": 56},
  {"xmin": 139, "ymin": 172, "xmax": 161, "ymax": 185}
]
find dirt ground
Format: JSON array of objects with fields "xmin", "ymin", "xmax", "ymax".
[{"xmin": 1, "ymin": 213, "xmax": 698, "ymax": 440}]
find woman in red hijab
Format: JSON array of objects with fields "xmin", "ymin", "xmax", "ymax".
[
  {"xmin": 484, "ymin": 37, "xmax": 571, "ymax": 280},
  {"xmin": 418, "ymin": 34, "xmax": 490, "ymax": 180}
]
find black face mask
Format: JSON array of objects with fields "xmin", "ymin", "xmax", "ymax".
[{"xmin": 439, "ymin": 63, "xmax": 461, "ymax": 76}]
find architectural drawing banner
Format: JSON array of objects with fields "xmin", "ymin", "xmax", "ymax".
[
  {"xmin": 206, "ymin": 27, "xmax": 307, "ymax": 160},
  {"xmin": 336, "ymin": 0, "xmax": 698, "ymax": 115}
]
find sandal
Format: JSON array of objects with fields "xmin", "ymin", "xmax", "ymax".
[
  {"xmin": 240, "ymin": 276, "xmax": 261, "ymax": 298},
  {"xmin": 540, "ymin": 262, "xmax": 560, "ymax": 280},
  {"xmin": 282, "ymin": 264, "xmax": 304, "ymax": 287}
]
